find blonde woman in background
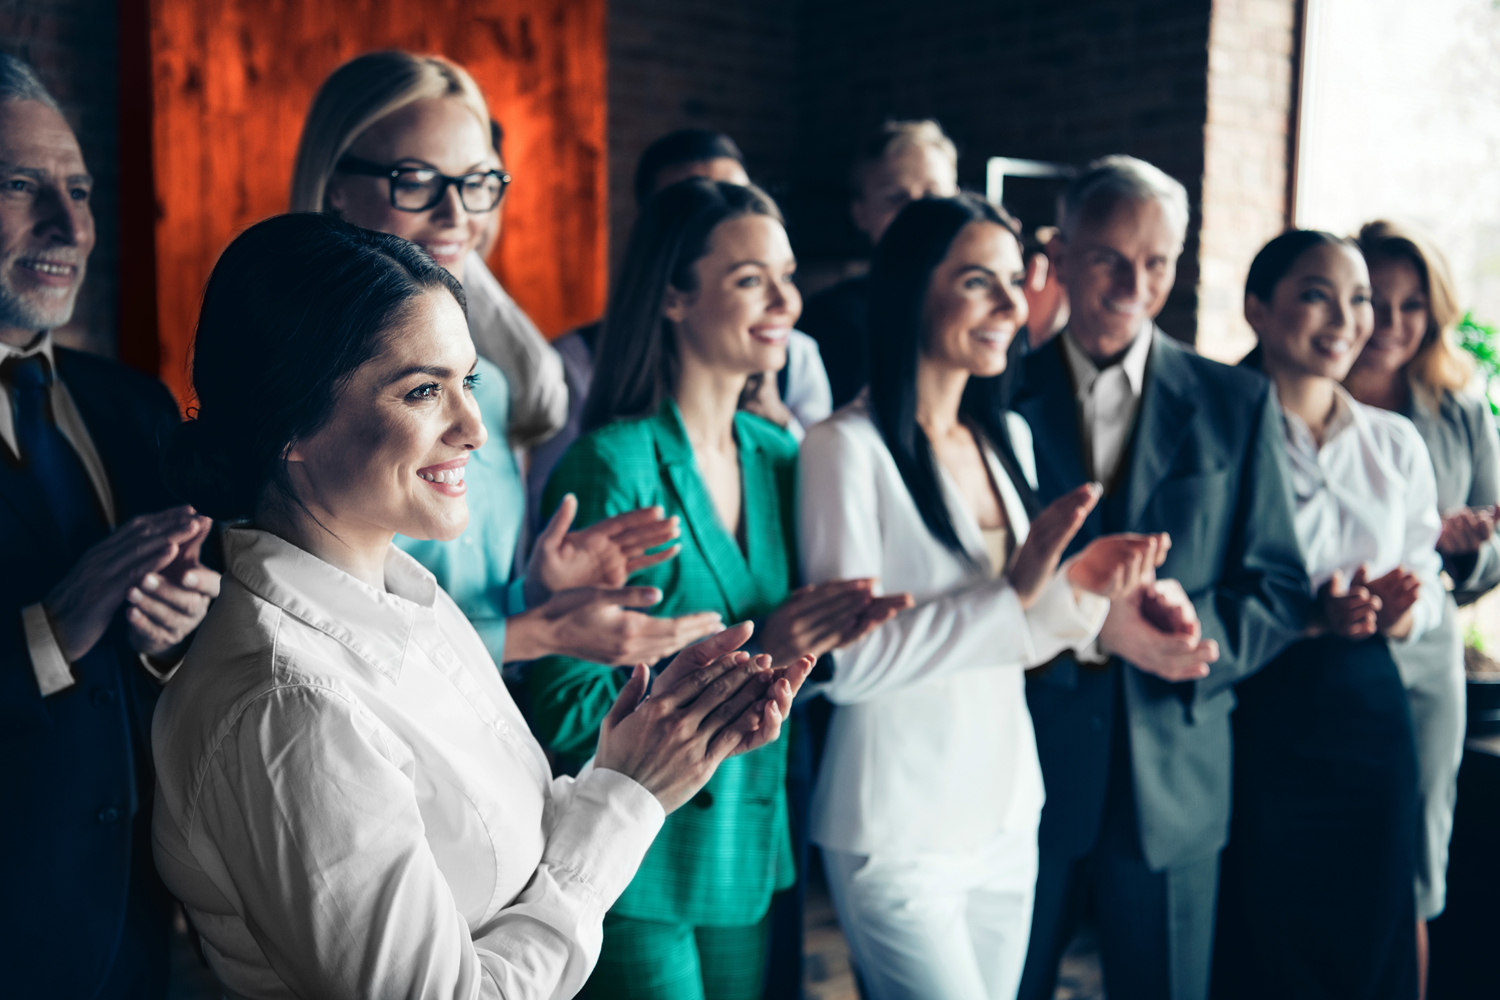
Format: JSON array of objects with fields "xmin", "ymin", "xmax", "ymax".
[
  {"xmin": 1343, "ymin": 220, "xmax": 1500, "ymax": 987},
  {"xmin": 287, "ymin": 51, "xmax": 724, "ymax": 678},
  {"xmin": 290, "ymin": 51, "xmax": 566, "ymax": 450}
]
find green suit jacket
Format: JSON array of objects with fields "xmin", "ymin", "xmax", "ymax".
[{"xmin": 530, "ymin": 401, "xmax": 797, "ymax": 926}]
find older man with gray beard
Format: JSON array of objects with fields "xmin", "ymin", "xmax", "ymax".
[{"xmin": 0, "ymin": 55, "xmax": 219, "ymax": 997}]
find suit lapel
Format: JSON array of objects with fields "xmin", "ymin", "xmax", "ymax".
[
  {"xmin": 653, "ymin": 405, "xmax": 759, "ymax": 620},
  {"xmin": 1125, "ymin": 331, "xmax": 1199, "ymax": 527},
  {"xmin": 1013, "ymin": 338, "xmax": 1090, "ymax": 499}
]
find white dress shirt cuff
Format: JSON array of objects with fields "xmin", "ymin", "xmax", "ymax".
[
  {"xmin": 1024, "ymin": 565, "xmax": 1110, "ymax": 662},
  {"xmin": 22, "ymin": 603, "xmax": 75, "ymax": 696},
  {"xmin": 137, "ymin": 651, "xmax": 184, "ymax": 684},
  {"xmin": 546, "ymin": 765, "xmax": 666, "ymax": 908}
]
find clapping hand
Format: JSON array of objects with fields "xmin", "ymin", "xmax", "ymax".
[
  {"xmin": 1364, "ymin": 565, "xmax": 1421, "ymax": 638},
  {"xmin": 1066, "ymin": 532, "xmax": 1170, "ymax": 601},
  {"xmin": 528, "ymin": 496, "xmax": 682, "ymax": 602},
  {"xmin": 1437, "ymin": 505, "xmax": 1496, "ymax": 556},
  {"xmin": 595, "ymin": 622, "xmax": 815, "ymax": 812},
  {"xmin": 1010, "ymin": 483, "xmax": 1101, "ymax": 607},
  {"xmin": 502, "ymin": 586, "xmax": 724, "ymax": 665},
  {"xmin": 43, "ymin": 506, "xmax": 217, "ymax": 664},
  {"xmin": 1317, "ymin": 567, "xmax": 1380, "ymax": 639},
  {"xmin": 125, "ymin": 513, "xmax": 221, "ymax": 659},
  {"xmin": 1100, "ymin": 577, "xmax": 1218, "ymax": 682},
  {"xmin": 760, "ymin": 578, "xmax": 914, "ymax": 668}
]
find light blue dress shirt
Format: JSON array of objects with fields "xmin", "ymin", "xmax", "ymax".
[{"xmin": 395, "ymin": 355, "xmax": 527, "ymax": 666}]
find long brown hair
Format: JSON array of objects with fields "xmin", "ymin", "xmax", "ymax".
[
  {"xmin": 1356, "ymin": 219, "xmax": 1469, "ymax": 399},
  {"xmin": 582, "ymin": 178, "xmax": 783, "ymax": 433}
]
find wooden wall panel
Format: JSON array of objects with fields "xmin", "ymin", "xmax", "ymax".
[{"xmin": 148, "ymin": 0, "xmax": 607, "ymax": 404}]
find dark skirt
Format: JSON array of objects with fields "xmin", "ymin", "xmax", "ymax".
[{"xmin": 1213, "ymin": 634, "xmax": 1419, "ymax": 1000}]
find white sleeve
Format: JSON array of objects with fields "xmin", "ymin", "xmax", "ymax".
[
  {"xmin": 783, "ymin": 331, "xmax": 833, "ymax": 432},
  {"xmin": 1396, "ymin": 423, "xmax": 1446, "ymax": 645},
  {"xmin": 21, "ymin": 603, "xmax": 75, "ymax": 696},
  {"xmin": 798, "ymin": 419, "xmax": 1094, "ymax": 705},
  {"xmin": 194, "ymin": 685, "xmax": 662, "ymax": 1000}
]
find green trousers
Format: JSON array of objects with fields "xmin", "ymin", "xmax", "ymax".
[{"xmin": 585, "ymin": 911, "xmax": 771, "ymax": 1000}]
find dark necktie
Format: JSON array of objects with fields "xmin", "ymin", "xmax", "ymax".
[{"xmin": 2, "ymin": 353, "xmax": 107, "ymax": 559}]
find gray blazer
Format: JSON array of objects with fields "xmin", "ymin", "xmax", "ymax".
[
  {"xmin": 1013, "ymin": 331, "xmax": 1309, "ymax": 871},
  {"xmin": 1408, "ymin": 388, "xmax": 1500, "ymax": 604}
]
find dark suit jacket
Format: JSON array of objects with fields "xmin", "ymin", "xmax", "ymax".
[
  {"xmin": 1012, "ymin": 330, "xmax": 1308, "ymax": 871},
  {"xmin": 0, "ymin": 348, "xmax": 180, "ymax": 994},
  {"xmin": 799, "ymin": 274, "xmax": 868, "ymax": 409}
]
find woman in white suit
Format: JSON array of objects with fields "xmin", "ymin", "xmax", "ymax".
[{"xmin": 798, "ymin": 195, "xmax": 1190, "ymax": 1000}]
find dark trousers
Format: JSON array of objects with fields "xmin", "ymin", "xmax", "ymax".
[
  {"xmin": 1019, "ymin": 677, "xmax": 1219, "ymax": 1000},
  {"xmin": 1426, "ymin": 748, "xmax": 1500, "ymax": 999}
]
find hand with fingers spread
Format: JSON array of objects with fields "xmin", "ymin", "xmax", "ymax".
[
  {"xmin": 43, "ymin": 505, "xmax": 210, "ymax": 664},
  {"xmin": 594, "ymin": 622, "xmax": 813, "ymax": 812},
  {"xmin": 502, "ymin": 585, "xmax": 724, "ymax": 665},
  {"xmin": 759, "ymin": 578, "xmax": 893, "ymax": 668},
  {"xmin": 1364, "ymin": 565, "xmax": 1421, "ymax": 638},
  {"xmin": 1317, "ymin": 567, "xmax": 1380, "ymax": 639},
  {"xmin": 126, "ymin": 513, "xmax": 222, "ymax": 659},
  {"xmin": 1437, "ymin": 505, "xmax": 1496, "ymax": 556},
  {"xmin": 527, "ymin": 495, "xmax": 683, "ymax": 602},
  {"xmin": 1066, "ymin": 531, "xmax": 1171, "ymax": 601},
  {"xmin": 1009, "ymin": 482, "xmax": 1102, "ymax": 607},
  {"xmin": 1101, "ymin": 577, "xmax": 1219, "ymax": 683}
]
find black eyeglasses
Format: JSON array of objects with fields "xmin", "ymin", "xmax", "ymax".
[{"xmin": 335, "ymin": 156, "xmax": 511, "ymax": 213}]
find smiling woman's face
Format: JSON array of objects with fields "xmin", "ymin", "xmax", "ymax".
[
  {"xmin": 285, "ymin": 289, "xmax": 486, "ymax": 545},
  {"xmin": 1248, "ymin": 242, "xmax": 1374, "ymax": 382},
  {"xmin": 664, "ymin": 213, "xmax": 801, "ymax": 378},
  {"xmin": 325, "ymin": 96, "xmax": 498, "ymax": 281},
  {"xmin": 922, "ymin": 220, "xmax": 1028, "ymax": 378}
]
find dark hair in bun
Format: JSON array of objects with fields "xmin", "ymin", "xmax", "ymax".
[
  {"xmin": 165, "ymin": 213, "xmax": 465, "ymax": 521},
  {"xmin": 1245, "ymin": 229, "xmax": 1350, "ymax": 303}
]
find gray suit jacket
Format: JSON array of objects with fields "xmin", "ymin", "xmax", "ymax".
[{"xmin": 1012, "ymin": 330, "xmax": 1309, "ymax": 870}]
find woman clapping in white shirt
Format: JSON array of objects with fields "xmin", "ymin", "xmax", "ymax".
[
  {"xmin": 798, "ymin": 194, "xmax": 1186, "ymax": 1000},
  {"xmin": 1212, "ymin": 230, "xmax": 1441, "ymax": 998},
  {"xmin": 150, "ymin": 213, "xmax": 812, "ymax": 1000}
]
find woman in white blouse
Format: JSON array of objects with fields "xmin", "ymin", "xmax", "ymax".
[
  {"xmin": 151, "ymin": 213, "xmax": 812, "ymax": 1000},
  {"xmin": 1212, "ymin": 230, "xmax": 1441, "ymax": 998},
  {"xmin": 798, "ymin": 194, "xmax": 1183, "ymax": 1000}
]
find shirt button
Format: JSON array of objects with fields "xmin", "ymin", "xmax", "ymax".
[
  {"xmin": 692, "ymin": 790, "xmax": 714, "ymax": 809},
  {"xmin": 97, "ymin": 806, "xmax": 120, "ymax": 824},
  {"xmin": 91, "ymin": 687, "xmax": 116, "ymax": 705}
]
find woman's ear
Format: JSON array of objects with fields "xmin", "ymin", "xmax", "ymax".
[
  {"xmin": 1244, "ymin": 292, "xmax": 1269, "ymax": 334},
  {"xmin": 324, "ymin": 175, "xmax": 348, "ymax": 218},
  {"xmin": 662, "ymin": 285, "xmax": 690, "ymax": 324}
]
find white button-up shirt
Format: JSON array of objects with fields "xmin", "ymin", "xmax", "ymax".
[
  {"xmin": 152, "ymin": 529, "xmax": 664, "ymax": 999},
  {"xmin": 1060, "ymin": 324, "xmax": 1153, "ymax": 487},
  {"xmin": 1279, "ymin": 386, "xmax": 1445, "ymax": 643}
]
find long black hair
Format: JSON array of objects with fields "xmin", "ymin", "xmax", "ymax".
[
  {"xmin": 866, "ymin": 193, "xmax": 1027, "ymax": 558},
  {"xmin": 583, "ymin": 178, "xmax": 783, "ymax": 433},
  {"xmin": 165, "ymin": 212, "xmax": 464, "ymax": 521}
]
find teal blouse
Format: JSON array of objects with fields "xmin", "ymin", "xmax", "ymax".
[
  {"xmin": 530, "ymin": 401, "xmax": 798, "ymax": 926},
  {"xmin": 395, "ymin": 355, "xmax": 526, "ymax": 664}
]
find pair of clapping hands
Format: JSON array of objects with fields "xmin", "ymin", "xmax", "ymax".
[
  {"xmin": 509, "ymin": 494, "xmax": 913, "ymax": 668},
  {"xmin": 1012, "ymin": 483, "xmax": 1221, "ymax": 683},
  {"xmin": 1318, "ymin": 565, "xmax": 1421, "ymax": 640},
  {"xmin": 43, "ymin": 505, "xmax": 222, "ymax": 667}
]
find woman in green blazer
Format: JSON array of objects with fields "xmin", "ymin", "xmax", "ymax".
[{"xmin": 531, "ymin": 179, "xmax": 909, "ymax": 1000}]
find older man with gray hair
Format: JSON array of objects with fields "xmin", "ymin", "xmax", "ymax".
[
  {"xmin": 0, "ymin": 55, "xmax": 219, "ymax": 998},
  {"xmin": 1010, "ymin": 156, "xmax": 1309, "ymax": 1000}
]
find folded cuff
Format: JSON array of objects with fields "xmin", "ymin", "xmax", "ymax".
[
  {"xmin": 544, "ymin": 766, "xmax": 665, "ymax": 909},
  {"xmin": 22, "ymin": 604, "xmax": 75, "ymax": 696}
]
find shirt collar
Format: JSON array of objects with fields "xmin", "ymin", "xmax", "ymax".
[
  {"xmin": 1278, "ymin": 382, "xmax": 1361, "ymax": 454},
  {"xmin": 1060, "ymin": 323, "xmax": 1153, "ymax": 398},
  {"xmin": 223, "ymin": 527, "xmax": 439, "ymax": 683},
  {"xmin": 0, "ymin": 331, "xmax": 57, "ymax": 370}
]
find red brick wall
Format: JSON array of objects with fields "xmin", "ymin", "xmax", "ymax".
[{"xmin": 0, "ymin": 0, "xmax": 119, "ymax": 358}]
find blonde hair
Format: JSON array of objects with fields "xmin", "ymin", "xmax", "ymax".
[
  {"xmin": 1355, "ymin": 219, "xmax": 1470, "ymax": 399},
  {"xmin": 290, "ymin": 51, "xmax": 490, "ymax": 214},
  {"xmin": 850, "ymin": 119, "xmax": 958, "ymax": 195}
]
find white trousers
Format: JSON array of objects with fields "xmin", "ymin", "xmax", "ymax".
[{"xmin": 822, "ymin": 826, "xmax": 1038, "ymax": 1000}]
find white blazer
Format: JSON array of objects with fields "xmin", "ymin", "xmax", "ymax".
[{"xmin": 799, "ymin": 399, "xmax": 1106, "ymax": 856}]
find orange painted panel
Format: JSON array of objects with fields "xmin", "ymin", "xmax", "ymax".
[{"xmin": 148, "ymin": 0, "xmax": 607, "ymax": 405}]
